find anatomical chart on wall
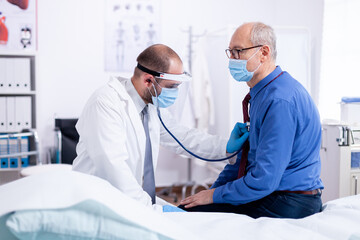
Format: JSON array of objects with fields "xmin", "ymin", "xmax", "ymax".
[
  {"xmin": 105, "ymin": 0, "xmax": 160, "ymax": 72},
  {"xmin": 0, "ymin": 0, "xmax": 37, "ymax": 51}
]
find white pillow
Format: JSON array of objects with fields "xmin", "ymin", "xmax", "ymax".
[
  {"xmin": 0, "ymin": 213, "xmax": 17, "ymax": 240},
  {"xmin": 6, "ymin": 199, "xmax": 169, "ymax": 240},
  {"xmin": 0, "ymin": 171, "xmax": 194, "ymax": 239}
]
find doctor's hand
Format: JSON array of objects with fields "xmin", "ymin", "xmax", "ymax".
[
  {"xmin": 226, "ymin": 122, "xmax": 249, "ymax": 153},
  {"xmin": 180, "ymin": 189, "xmax": 215, "ymax": 208},
  {"xmin": 163, "ymin": 205, "xmax": 185, "ymax": 212}
]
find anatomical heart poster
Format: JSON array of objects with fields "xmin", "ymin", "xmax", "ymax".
[
  {"xmin": 104, "ymin": 0, "xmax": 161, "ymax": 72},
  {"xmin": 0, "ymin": 0, "xmax": 37, "ymax": 51}
]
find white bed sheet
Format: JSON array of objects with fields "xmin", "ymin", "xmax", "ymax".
[
  {"xmin": 164, "ymin": 195, "xmax": 360, "ymax": 240},
  {"xmin": 0, "ymin": 170, "xmax": 359, "ymax": 240}
]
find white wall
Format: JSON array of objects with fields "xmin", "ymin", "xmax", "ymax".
[
  {"xmin": 37, "ymin": 1, "xmax": 106, "ymax": 152},
  {"xmin": 160, "ymin": 0, "xmax": 324, "ymax": 103},
  {"xmin": 36, "ymin": 0, "xmax": 324, "ymax": 185},
  {"xmin": 319, "ymin": 0, "xmax": 360, "ymax": 121}
]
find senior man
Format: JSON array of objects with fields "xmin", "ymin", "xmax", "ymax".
[
  {"xmin": 73, "ymin": 44, "xmax": 248, "ymax": 212},
  {"xmin": 180, "ymin": 22, "xmax": 323, "ymax": 219}
]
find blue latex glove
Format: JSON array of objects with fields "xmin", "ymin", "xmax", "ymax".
[
  {"xmin": 226, "ymin": 122, "xmax": 249, "ymax": 153},
  {"xmin": 162, "ymin": 205, "xmax": 185, "ymax": 212}
]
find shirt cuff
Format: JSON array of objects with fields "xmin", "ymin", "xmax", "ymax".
[
  {"xmin": 220, "ymin": 138, "xmax": 237, "ymax": 164},
  {"xmin": 226, "ymin": 153, "xmax": 237, "ymax": 165},
  {"xmin": 212, "ymin": 186, "xmax": 223, "ymax": 204},
  {"xmin": 220, "ymin": 138, "xmax": 228, "ymax": 155}
]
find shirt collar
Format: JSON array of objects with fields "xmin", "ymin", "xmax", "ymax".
[
  {"xmin": 124, "ymin": 78, "xmax": 147, "ymax": 115},
  {"xmin": 250, "ymin": 66, "xmax": 282, "ymax": 101}
]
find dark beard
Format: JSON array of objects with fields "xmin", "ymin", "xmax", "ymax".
[{"xmin": 143, "ymin": 88, "xmax": 154, "ymax": 104}]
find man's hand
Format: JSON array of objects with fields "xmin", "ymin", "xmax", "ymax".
[
  {"xmin": 226, "ymin": 122, "xmax": 249, "ymax": 153},
  {"xmin": 180, "ymin": 189, "xmax": 215, "ymax": 208}
]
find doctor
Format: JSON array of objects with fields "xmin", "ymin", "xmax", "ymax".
[{"xmin": 72, "ymin": 44, "xmax": 248, "ymax": 211}]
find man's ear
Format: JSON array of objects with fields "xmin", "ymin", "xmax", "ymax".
[
  {"xmin": 260, "ymin": 45, "xmax": 271, "ymax": 62},
  {"xmin": 143, "ymin": 74, "xmax": 154, "ymax": 87}
]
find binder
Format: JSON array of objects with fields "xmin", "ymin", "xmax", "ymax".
[
  {"xmin": 13, "ymin": 58, "xmax": 31, "ymax": 92},
  {"xmin": 1, "ymin": 158, "xmax": 8, "ymax": 168},
  {"xmin": 8, "ymin": 137, "xmax": 18, "ymax": 168},
  {"xmin": 0, "ymin": 138, "xmax": 8, "ymax": 168},
  {"xmin": 15, "ymin": 96, "xmax": 32, "ymax": 131},
  {"xmin": 10, "ymin": 159, "xmax": 18, "ymax": 168},
  {"xmin": 5, "ymin": 58, "xmax": 14, "ymax": 92},
  {"xmin": 0, "ymin": 58, "xmax": 6, "ymax": 92},
  {"xmin": 6, "ymin": 97, "xmax": 16, "ymax": 132},
  {"xmin": 21, "ymin": 136, "xmax": 29, "ymax": 167},
  {"xmin": 23, "ymin": 97, "xmax": 32, "ymax": 129},
  {"xmin": 0, "ymin": 97, "xmax": 6, "ymax": 131}
]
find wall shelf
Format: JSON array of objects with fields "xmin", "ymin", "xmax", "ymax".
[
  {"xmin": 0, "ymin": 51, "xmax": 37, "ymax": 57},
  {"xmin": 0, "ymin": 91, "xmax": 36, "ymax": 96},
  {"xmin": 0, "ymin": 51, "xmax": 38, "ymax": 184}
]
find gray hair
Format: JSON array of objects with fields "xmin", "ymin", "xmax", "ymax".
[{"xmin": 250, "ymin": 22, "xmax": 277, "ymax": 61}]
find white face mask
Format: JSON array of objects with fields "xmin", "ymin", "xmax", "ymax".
[{"xmin": 228, "ymin": 48, "xmax": 262, "ymax": 82}]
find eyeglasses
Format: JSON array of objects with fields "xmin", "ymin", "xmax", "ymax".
[{"xmin": 225, "ymin": 45, "xmax": 263, "ymax": 59}]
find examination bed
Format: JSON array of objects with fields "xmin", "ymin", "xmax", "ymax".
[{"xmin": 0, "ymin": 171, "xmax": 359, "ymax": 240}]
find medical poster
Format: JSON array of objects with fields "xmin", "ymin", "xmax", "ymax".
[
  {"xmin": 0, "ymin": 0, "xmax": 37, "ymax": 51},
  {"xmin": 104, "ymin": 0, "xmax": 161, "ymax": 72}
]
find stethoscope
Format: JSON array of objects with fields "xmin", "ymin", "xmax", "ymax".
[
  {"xmin": 150, "ymin": 78, "xmax": 245, "ymax": 161},
  {"xmin": 157, "ymin": 107, "xmax": 245, "ymax": 161},
  {"xmin": 152, "ymin": 71, "xmax": 283, "ymax": 162}
]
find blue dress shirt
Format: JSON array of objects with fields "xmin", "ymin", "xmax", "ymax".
[{"xmin": 212, "ymin": 66, "xmax": 324, "ymax": 205}]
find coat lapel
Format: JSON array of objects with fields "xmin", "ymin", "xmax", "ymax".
[{"xmin": 108, "ymin": 77, "xmax": 146, "ymax": 166}]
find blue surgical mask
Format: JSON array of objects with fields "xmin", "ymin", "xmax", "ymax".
[
  {"xmin": 228, "ymin": 48, "xmax": 261, "ymax": 82},
  {"xmin": 149, "ymin": 82, "xmax": 178, "ymax": 108}
]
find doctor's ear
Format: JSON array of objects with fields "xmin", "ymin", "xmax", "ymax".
[{"xmin": 143, "ymin": 74, "xmax": 154, "ymax": 87}]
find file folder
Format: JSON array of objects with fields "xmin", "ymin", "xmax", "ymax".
[
  {"xmin": 1, "ymin": 158, "xmax": 8, "ymax": 168},
  {"xmin": 23, "ymin": 97, "xmax": 32, "ymax": 129},
  {"xmin": 10, "ymin": 158, "xmax": 18, "ymax": 168},
  {"xmin": 13, "ymin": 58, "xmax": 31, "ymax": 92},
  {"xmin": 8, "ymin": 137, "xmax": 18, "ymax": 168},
  {"xmin": 5, "ymin": 58, "xmax": 14, "ymax": 92},
  {"xmin": 0, "ymin": 97, "xmax": 6, "ymax": 132},
  {"xmin": 6, "ymin": 97, "xmax": 16, "ymax": 132},
  {"xmin": 21, "ymin": 159, "xmax": 29, "ymax": 167},
  {"xmin": 21, "ymin": 136, "xmax": 29, "ymax": 167},
  {"xmin": 15, "ymin": 96, "xmax": 32, "ymax": 131},
  {"xmin": 0, "ymin": 138, "xmax": 8, "ymax": 168},
  {"xmin": 0, "ymin": 58, "xmax": 6, "ymax": 92}
]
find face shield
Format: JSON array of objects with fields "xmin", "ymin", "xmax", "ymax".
[
  {"xmin": 165, "ymin": 78, "xmax": 190, "ymax": 120},
  {"xmin": 137, "ymin": 63, "xmax": 191, "ymax": 83},
  {"xmin": 137, "ymin": 63, "xmax": 191, "ymax": 117}
]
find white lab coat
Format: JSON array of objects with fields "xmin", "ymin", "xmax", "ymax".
[{"xmin": 72, "ymin": 77, "xmax": 227, "ymax": 211}]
